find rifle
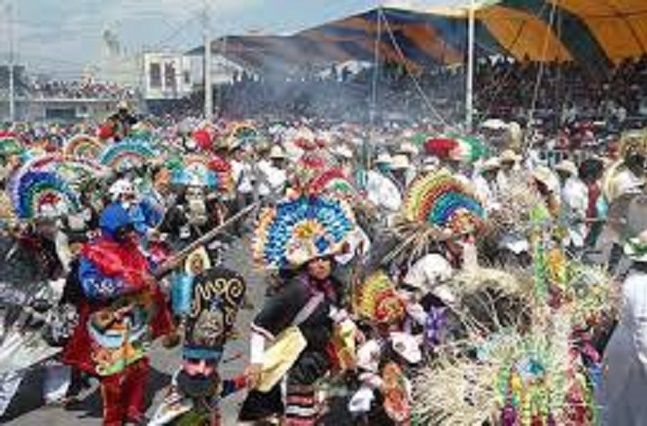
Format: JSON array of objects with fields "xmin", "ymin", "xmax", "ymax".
[{"xmin": 153, "ymin": 202, "xmax": 259, "ymax": 279}]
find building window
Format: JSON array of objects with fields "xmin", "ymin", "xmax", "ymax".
[
  {"xmin": 150, "ymin": 63, "xmax": 162, "ymax": 88},
  {"xmin": 164, "ymin": 62, "xmax": 177, "ymax": 91}
]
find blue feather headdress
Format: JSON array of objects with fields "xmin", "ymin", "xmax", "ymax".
[
  {"xmin": 9, "ymin": 170, "xmax": 80, "ymax": 219},
  {"xmin": 253, "ymin": 195, "xmax": 357, "ymax": 269}
]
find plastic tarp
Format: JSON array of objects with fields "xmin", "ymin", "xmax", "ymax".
[{"xmin": 190, "ymin": 2, "xmax": 647, "ymax": 72}]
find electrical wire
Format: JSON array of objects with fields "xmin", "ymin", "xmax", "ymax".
[
  {"xmin": 380, "ymin": 7, "xmax": 452, "ymax": 129},
  {"xmin": 526, "ymin": 0, "xmax": 559, "ymax": 148}
]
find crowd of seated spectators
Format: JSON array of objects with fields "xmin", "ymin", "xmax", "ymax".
[
  {"xmin": 209, "ymin": 56, "xmax": 647, "ymax": 127},
  {"xmin": 28, "ymin": 80, "xmax": 137, "ymax": 100},
  {"xmin": 132, "ymin": 55, "xmax": 647, "ymax": 143}
]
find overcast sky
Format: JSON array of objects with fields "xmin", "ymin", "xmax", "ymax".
[{"xmin": 2, "ymin": 0, "xmax": 459, "ymax": 79}]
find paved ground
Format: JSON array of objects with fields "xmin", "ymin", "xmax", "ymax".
[{"xmin": 2, "ymin": 238, "xmax": 266, "ymax": 426}]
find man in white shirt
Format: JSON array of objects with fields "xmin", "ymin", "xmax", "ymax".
[
  {"xmin": 473, "ymin": 157, "xmax": 501, "ymax": 212},
  {"xmin": 230, "ymin": 145, "xmax": 254, "ymax": 208},
  {"xmin": 555, "ymin": 160, "xmax": 589, "ymax": 250},
  {"xmin": 256, "ymin": 145, "xmax": 288, "ymax": 200}
]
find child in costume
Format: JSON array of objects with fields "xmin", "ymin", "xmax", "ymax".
[
  {"xmin": 350, "ymin": 271, "xmax": 423, "ymax": 426},
  {"xmin": 63, "ymin": 203, "xmax": 174, "ymax": 425}
]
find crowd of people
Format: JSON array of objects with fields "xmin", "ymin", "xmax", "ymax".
[
  {"xmin": 29, "ymin": 80, "xmax": 138, "ymax": 100},
  {"xmin": 150, "ymin": 56, "xmax": 647, "ymax": 132},
  {"xmin": 0, "ymin": 103, "xmax": 646, "ymax": 426}
]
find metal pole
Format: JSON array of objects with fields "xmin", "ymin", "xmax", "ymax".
[
  {"xmin": 465, "ymin": 0, "xmax": 476, "ymax": 133},
  {"xmin": 203, "ymin": 1, "xmax": 213, "ymax": 120},
  {"xmin": 367, "ymin": 5, "xmax": 383, "ymax": 170},
  {"xmin": 8, "ymin": 0, "xmax": 16, "ymax": 122}
]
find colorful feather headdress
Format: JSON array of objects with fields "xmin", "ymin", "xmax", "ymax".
[
  {"xmin": 9, "ymin": 169, "xmax": 80, "ymax": 219},
  {"xmin": 21, "ymin": 154, "xmax": 109, "ymax": 184},
  {"xmin": 392, "ymin": 171, "xmax": 485, "ymax": 262},
  {"xmin": 402, "ymin": 171, "xmax": 484, "ymax": 229},
  {"xmin": 226, "ymin": 121, "xmax": 259, "ymax": 148},
  {"xmin": 171, "ymin": 155, "xmax": 218, "ymax": 188},
  {"xmin": 0, "ymin": 136, "xmax": 24, "ymax": 157},
  {"xmin": 354, "ymin": 271, "xmax": 406, "ymax": 325},
  {"xmin": 99, "ymin": 139, "xmax": 157, "ymax": 171},
  {"xmin": 63, "ymin": 135, "xmax": 104, "ymax": 159},
  {"xmin": 308, "ymin": 167, "xmax": 358, "ymax": 202},
  {"xmin": 253, "ymin": 195, "xmax": 357, "ymax": 269}
]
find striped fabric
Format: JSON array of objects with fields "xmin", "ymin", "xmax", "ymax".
[
  {"xmin": 189, "ymin": 2, "xmax": 647, "ymax": 73},
  {"xmin": 284, "ymin": 384, "xmax": 318, "ymax": 426}
]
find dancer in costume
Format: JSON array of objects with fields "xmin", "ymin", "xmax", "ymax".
[
  {"xmin": 108, "ymin": 178, "xmax": 162, "ymax": 242},
  {"xmin": 350, "ymin": 271, "xmax": 423, "ymax": 425},
  {"xmin": 150, "ymin": 257, "xmax": 248, "ymax": 425},
  {"xmin": 108, "ymin": 102, "xmax": 139, "ymax": 142},
  {"xmin": 0, "ymin": 168, "xmax": 82, "ymax": 417},
  {"xmin": 63, "ymin": 203, "xmax": 174, "ymax": 425},
  {"xmin": 239, "ymin": 195, "xmax": 358, "ymax": 425}
]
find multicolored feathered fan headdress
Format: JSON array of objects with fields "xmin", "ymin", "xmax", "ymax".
[
  {"xmin": 171, "ymin": 155, "xmax": 218, "ymax": 188},
  {"xmin": 226, "ymin": 121, "xmax": 259, "ymax": 149},
  {"xmin": 354, "ymin": 271, "xmax": 406, "ymax": 325},
  {"xmin": 21, "ymin": 154, "xmax": 109, "ymax": 184},
  {"xmin": 308, "ymin": 167, "xmax": 358, "ymax": 202},
  {"xmin": 64, "ymin": 135, "xmax": 104, "ymax": 159},
  {"xmin": 402, "ymin": 171, "xmax": 484, "ymax": 229},
  {"xmin": 393, "ymin": 171, "xmax": 485, "ymax": 262},
  {"xmin": 9, "ymin": 170, "xmax": 80, "ymax": 219},
  {"xmin": 289, "ymin": 151, "xmax": 339, "ymax": 195},
  {"xmin": 99, "ymin": 139, "xmax": 157, "ymax": 171},
  {"xmin": 0, "ymin": 136, "xmax": 24, "ymax": 157},
  {"xmin": 253, "ymin": 195, "xmax": 357, "ymax": 269}
]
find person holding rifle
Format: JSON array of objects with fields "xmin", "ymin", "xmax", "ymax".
[{"xmin": 63, "ymin": 203, "xmax": 174, "ymax": 425}]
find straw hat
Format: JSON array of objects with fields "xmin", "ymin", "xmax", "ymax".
[
  {"xmin": 500, "ymin": 149, "xmax": 521, "ymax": 163},
  {"xmin": 398, "ymin": 142, "xmax": 419, "ymax": 156},
  {"xmin": 390, "ymin": 154, "xmax": 411, "ymax": 170},
  {"xmin": 269, "ymin": 145, "xmax": 286, "ymax": 159},
  {"xmin": 375, "ymin": 152, "xmax": 393, "ymax": 165},
  {"xmin": 334, "ymin": 145, "xmax": 354, "ymax": 160},
  {"xmin": 481, "ymin": 157, "xmax": 501, "ymax": 172},
  {"xmin": 625, "ymin": 229, "xmax": 647, "ymax": 263},
  {"xmin": 422, "ymin": 157, "xmax": 440, "ymax": 172},
  {"xmin": 532, "ymin": 166, "xmax": 560, "ymax": 193},
  {"xmin": 554, "ymin": 160, "xmax": 578, "ymax": 177}
]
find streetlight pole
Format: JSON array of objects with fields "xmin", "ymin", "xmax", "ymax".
[
  {"xmin": 465, "ymin": 0, "xmax": 476, "ymax": 133},
  {"xmin": 203, "ymin": 0, "xmax": 213, "ymax": 120},
  {"xmin": 8, "ymin": 0, "xmax": 16, "ymax": 122}
]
